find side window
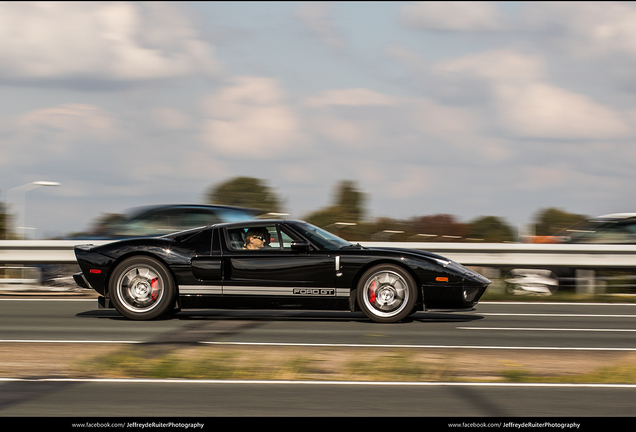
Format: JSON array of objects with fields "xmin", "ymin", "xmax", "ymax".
[
  {"xmin": 225, "ymin": 225, "xmax": 301, "ymax": 251},
  {"xmin": 225, "ymin": 225, "xmax": 275, "ymax": 251},
  {"xmin": 115, "ymin": 209, "xmax": 178, "ymax": 236},
  {"xmin": 181, "ymin": 209, "xmax": 221, "ymax": 230},
  {"xmin": 266, "ymin": 226, "xmax": 301, "ymax": 250},
  {"xmin": 144, "ymin": 209, "xmax": 183, "ymax": 233},
  {"xmin": 278, "ymin": 229, "xmax": 296, "ymax": 250},
  {"xmin": 226, "ymin": 227, "xmax": 248, "ymax": 250}
]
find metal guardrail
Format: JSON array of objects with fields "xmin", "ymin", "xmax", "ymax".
[
  {"xmin": 2, "ymin": 240, "xmax": 636, "ymax": 294},
  {"xmin": 358, "ymin": 242, "xmax": 636, "ymax": 267},
  {"xmin": 2, "ymin": 239, "xmax": 636, "ymax": 266},
  {"xmin": 0, "ymin": 240, "xmax": 110, "ymax": 264}
]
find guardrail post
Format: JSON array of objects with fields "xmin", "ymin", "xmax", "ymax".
[
  {"xmin": 475, "ymin": 267, "xmax": 504, "ymax": 293},
  {"xmin": 575, "ymin": 269, "xmax": 596, "ymax": 296}
]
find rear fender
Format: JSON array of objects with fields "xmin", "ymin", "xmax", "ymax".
[{"xmin": 103, "ymin": 251, "xmax": 178, "ymax": 299}]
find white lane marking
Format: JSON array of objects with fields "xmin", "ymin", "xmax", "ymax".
[
  {"xmin": 0, "ymin": 298, "xmax": 96, "ymax": 301},
  {"xmin": 459, "ymin": 327, "xmax": 636, "ymax": 332},
  {"xmin": 1, "ymin": 377, "xmax": 636, "ymax": 388},
  {"xmin": 1, "ymin": 339, "xmax": 635, "ymax": 351},
  {"xmin": 0, "ymin": 339, "xmax": 141, "ymax": 344},
  {"xmin": 480, "ymin": 302, "xmax": 636, "ymax": 306},
  {"xmin": 482, "ymin": 313, "xmax": 636, "ymax": 318},
  {"xmin": 203, "ymin": 341, "xmax": 636, "ymax": 351}
]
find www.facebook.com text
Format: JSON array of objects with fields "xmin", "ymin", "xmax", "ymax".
[
  {"xmin": 71, "ymin": 422, "xmax": 205, "ymax": 429},
  {"xmin": 448, "ymin": 422, "xmax": 581, "ymax": 429}
]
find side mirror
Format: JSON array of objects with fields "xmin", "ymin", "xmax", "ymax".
[{"xmin": 290, "ymin": 241, "xmax": 310, "ymax": 252}]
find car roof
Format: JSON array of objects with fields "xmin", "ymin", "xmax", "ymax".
[
  {"xmin": 212, "ymin": 219, "xmax": 300, "ymax": 228},
  {"xmin": 124, "ymin": 204, "xmax": 262, "ymax": 218},
  {"xmin": 592, "ymin": 213, "xmax": 636, "ymax": 221}
]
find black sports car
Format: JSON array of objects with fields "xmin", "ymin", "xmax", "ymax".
[{"xmin": 74, "ymin": 220, "xmax": 490, "ymax": 323}]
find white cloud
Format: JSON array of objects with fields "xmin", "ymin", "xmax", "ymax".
[
  {"xmin": 522, "ymin": 2, "xmax": 636, "ymax": 58},
  {"xmin": 200, "ymin": 77, "xmax": 304, "ymax": 158},
  {"xmin": 375, "ymin": 165, "xmax": 432, "ymax": 200},
  {"xmin": 405, "ymin": 98, "xmax": 482, "ymax": 141},
  {"xmin": 435, "ymin": 49, "xmax": 545, "ymax": 83},
  {"xmin": 294, "ymin": 1, "xmax": 346, "ymax": 53},
  {"xmin": 434, "ymin": 49, "xmax": 632, "ymax": 139},
  {"xmin": 302, "ymin": 87, "xmax": 492, "ymax": 159},
  {"xmin": 400, "ymin": 1, "xmax": 506, "ymax": 31},
  {"xmin": 304, "ymin": 88, "xmax": 397, "ymax": 107},
  {"xmin": 14, "ymin": 103, "xmax": 117, "ymax": 141},
  {"xmin": 495, "ymin": 83, "xmax": 630, "ymax": 139},
  {"xmin": 0, "ymin": 2, "xmax": 218, "ymax": 82},
  {"xmin": 151, "ymin": 107, "xmax": 192, "ymax": 130},
  {"xmin": 1, "ymin": 103, "xmax": 120, "ymax": 172},
  {"xmin": 308, "ymin": 116, "xmax": 365, "ymax": 147},
  {"xmin": 518, "ymin": 164, "xmax": 622, "ymax": 194}
]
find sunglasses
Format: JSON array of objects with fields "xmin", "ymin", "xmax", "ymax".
[{"xmin": 253, "ymin": 236, "xmax": 265, "ymax": 241}]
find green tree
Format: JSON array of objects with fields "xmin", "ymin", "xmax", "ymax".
[
  {"xmin": 366, "ymin": 217, "xmax": 409, "ymax": 241},
  {"xmin": 468, "ymin": 216, "xmax": 515, "ymax": 242},
  {"xmin": 304, "ymin": 180, "xmax": 366, "ymax": 232},
  {"xmin": 534, "ymin": 207, "xmax": 588, "ymax": 236},
  {"xmin": 335, "ymin": 180, "xmax": 365, "ymax": 222},
  {"xmin": 206, "ymin": 177, "xmax": 283, "ymax": 214},
  {"xmin": 408, "ymin": 214, "xmax": 468, "ymax": 241}
]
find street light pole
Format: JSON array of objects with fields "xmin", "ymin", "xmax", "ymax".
[{"xmin": 6, "ymin": 181, "xmax": 61, "ymax": 239}]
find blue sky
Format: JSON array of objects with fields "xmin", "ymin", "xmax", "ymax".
[{"xmin": 2, "ymin": 1, "xmax": 636, "ymax": 238}]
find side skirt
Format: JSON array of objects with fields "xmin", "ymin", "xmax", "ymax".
[{"xmin": 178, "ymin": 295, "xmax": 351, "ymax": 311}]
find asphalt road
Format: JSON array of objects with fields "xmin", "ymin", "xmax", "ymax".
[
  {"xmin": 1, "ymin": 298, "xmax": 636, "ymax": 418},
  {"xmin": 2, "ymin": 298, "xmax": 636, "ymax": 349}
]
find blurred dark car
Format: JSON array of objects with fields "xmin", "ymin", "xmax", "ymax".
[
  {"xmin": 529, "ymin": 213, "xmax": 636, "ymax": 244},
  {"xmin": 509, "ymin": 213, "xmax": 636, "ymax": 295},
  {"xmin": 555, "ymin": 213, "xmax": 636, "ymax": 244},
  {"xmin": 77, "ymin": 204, "xmax": 262, "ymax": 239}
]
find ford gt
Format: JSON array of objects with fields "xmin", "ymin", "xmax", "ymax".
[{"xmin": 73, "ymin": 220, "xmax": 490, "ymax": 323}]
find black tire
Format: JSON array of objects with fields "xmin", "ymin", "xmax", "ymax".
[
  {"xmin": 356, "ymin": 264, "xmax": 417, "ymax": 323},
  {"xmin": 108, "ymin": 256, "xmax": 176, "ymax": 320}
]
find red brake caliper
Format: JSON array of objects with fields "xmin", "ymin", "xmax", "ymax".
[
  {"xmin": 150, "ymin": 278, "xmax": 159, "ymax": 300},
  {"xmin": 369, "ymin": 280, "xmax": 377, "ymax": 303}
]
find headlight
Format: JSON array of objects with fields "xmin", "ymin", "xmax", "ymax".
[{"xmin": 463, "ymin": 286, "xmax": 480, "ymax": 302}]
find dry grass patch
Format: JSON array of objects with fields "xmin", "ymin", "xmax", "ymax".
[{"xmin": 3, "ymin": 343, "xmax": 636, "ymax": 384}]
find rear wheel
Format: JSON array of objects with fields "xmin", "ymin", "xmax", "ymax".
[
  {"xmin": 357, "ymin": 264, "xmax": 417, "ymax": 323},
  {"xmin": 108, "ymin": 256, "xmax": 175, "ymax": 320}
]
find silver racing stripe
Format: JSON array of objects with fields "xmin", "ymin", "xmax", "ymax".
[
  {"xmin": 179, "ymin": 285, "xmax": 222, "ymax": 295},
  {"xmin": 179, "ymin": 285, "xmax": 349, "ymax": 297}
]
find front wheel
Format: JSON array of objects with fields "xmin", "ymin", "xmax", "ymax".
[
  {"xmin": 357, "ymin": 264, "xmax": 417, "ymax": 323},
  {"xmin": 108, "ymin": 256, "xmax": 176, "ymax": 320}
]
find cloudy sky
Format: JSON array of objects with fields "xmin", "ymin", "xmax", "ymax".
[{"xmin": 2, "ymin": 1, "xmax": 636, "ymax": 238}]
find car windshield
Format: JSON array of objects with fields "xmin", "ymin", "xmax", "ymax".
[
  {"xmin": 559, "ymin": 220, "xmax": 606, "ymax": 241},
  {"xmin": 559, "ymin": 218, "xmax": 636, "ymax": 243},
  {"xmin": 290, "ymin": 221, "xmax": 354, "ymax": 250},
  {"xmin": 214, "ymin": 208, "xmax": 258, "ymax": 222}
]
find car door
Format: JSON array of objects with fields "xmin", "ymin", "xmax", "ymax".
[
  {"xmin": 187, "ymin": 228, "xmax": 223, "ymax": 295},
  {"xmin": 220, "ymin": 223, "xmax": 337, "ymax": 297}
]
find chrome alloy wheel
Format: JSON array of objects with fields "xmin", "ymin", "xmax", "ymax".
[
  {"xmin": 361, "ymin": 270, "xmax": 411, "ymax": 319},
  {"xmin": 116, "ymin": 265, "xmax": 165, "ymax": 313}
]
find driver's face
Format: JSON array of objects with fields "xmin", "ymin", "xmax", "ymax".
[{"xmin": 248, "ymin": 235, "xmax": 265, "ymax": 249}]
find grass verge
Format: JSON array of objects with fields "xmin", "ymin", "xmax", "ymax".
[{"xmin": 77, "ymin": 345, "xmax": 636, "ymax": 384}]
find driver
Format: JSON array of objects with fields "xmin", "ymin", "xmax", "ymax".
[{"xmin": 243, "ymin": 228, "xmax": 269, "ymax": 250}]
